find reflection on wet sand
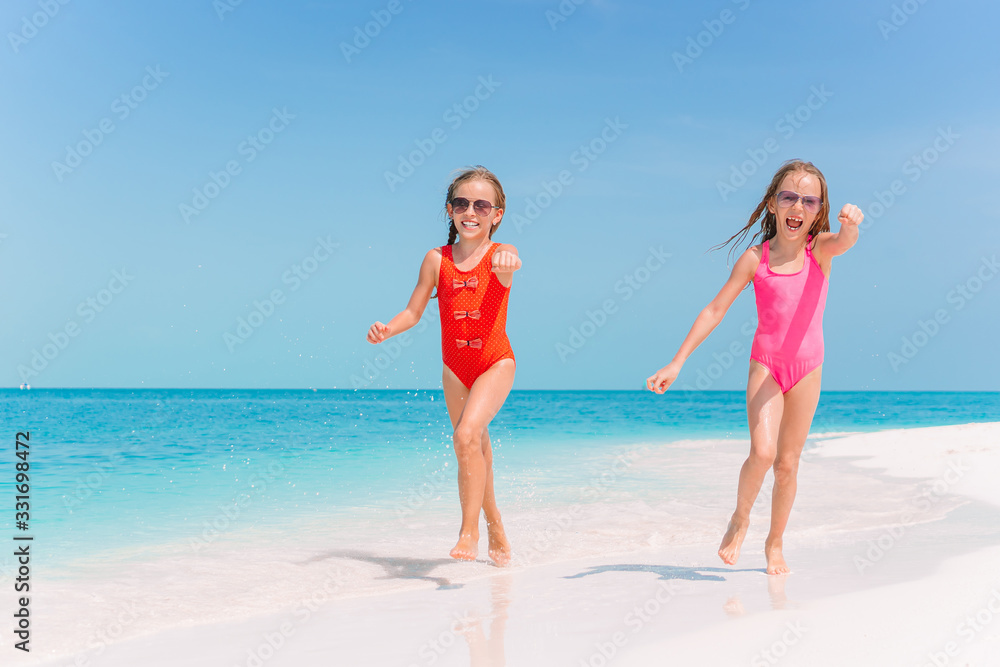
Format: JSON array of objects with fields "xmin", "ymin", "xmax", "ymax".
[
  {"xmin": 723, "ymin": 596, "xmax": 746, "ymax": 617},
  {"xmin": 460, "ymin": 575, "xmax": 511, "ymax": 666},
  {"xmin": 768, "ymin": 573, "xmax": 789, "ymax": 610},
  {"xmin": 723, "ymin": 571, "xmax": 791, "ymax": 617}
]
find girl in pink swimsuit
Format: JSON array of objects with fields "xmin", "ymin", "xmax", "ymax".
[{"xmin": 646, "ymin": 159, "xmax": 864, "ymax": 575}]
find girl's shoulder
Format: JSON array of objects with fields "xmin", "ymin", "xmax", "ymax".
[
  {"xmin": 743, "ymin": 243, "xmax": 764, "ymax": 267},
  {"xmin": 731, "ymin": 244, "xmax": 764, "ymax": 285},
  {"xmin": 808, "ymin": 232, "xmax": 835, "ymax": 265},
  {"xmin": 809, "ymin": 231, "xmax": 833, "ymax": 252},
  {"xmin": 422, "ymin": 247, "xmax": 445, "ymax": 273},
  {"xmin": 809, "ymin": 232, "xmax": 834, "ymax": 272}
]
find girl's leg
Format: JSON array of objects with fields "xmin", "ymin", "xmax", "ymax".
[
  {"xmin": 765, "ymin": 365, "xmax": 822, "ymax": 574},
  {"xmin": 441, "ymin": 360, "xmax": 515, "ymax": 562},
  {"xmin": 719, "ymin": 360, "xmax": 783, "ymax": 565},
  {"xmin": 479, "ymin": 429, "xmax": 511, "ymax": 565},
  {"xmin": 441, "ymin": 370, "xmax": 511, "ymax": 564}
]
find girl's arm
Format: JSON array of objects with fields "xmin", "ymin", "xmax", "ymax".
[
  {"xmin": 367, "ymin": 249, "xmax": 440, "ymax": 344},
  {"xmin": 646, "ymin": 247, "xmax": 758, "ymax": 393},
  {"xmin": 815, "ymin": 204, "xmax": 863, "ymax": 259},
  {"xmin": 491, "ymin": 243, "xmax": 521, "ymax": 288}
]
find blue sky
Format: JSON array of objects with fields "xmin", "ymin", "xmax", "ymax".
[{"xmin": 1, "ymin": 0, "xmax": 998, "ymax": 390}]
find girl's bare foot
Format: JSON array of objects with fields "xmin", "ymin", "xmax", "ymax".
[
  {"xmin": 765, "ymin": 537, "xmax": 790, "ymax": 575},
  {"xmin": 450, "ymin": 532, "xmax": 479, "ymax": 561},
  {"xmin": 487, "ymin": 522, "xmax": 511, "ymax": 567},
  {"xmin": 718, "ymin": 517, "xmax": 748, "ymax": 565}
]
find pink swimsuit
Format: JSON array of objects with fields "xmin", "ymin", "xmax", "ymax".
[{"xmin": 750, "ymin": 234, "xmax": 829, "ymax": 393}]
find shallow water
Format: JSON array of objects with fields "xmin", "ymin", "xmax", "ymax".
[
  {"xmin": 1, "ymin": 389, "xmax": 997, "ymax": 566},
  {"xmin": 4, "ymin": 390, "xmax": 1000, "ymax": 663}
]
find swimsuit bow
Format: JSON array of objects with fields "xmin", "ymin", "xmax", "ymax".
[{"xmin": 452, "ymin": 277, "xmax": 478, "ymax": 290}]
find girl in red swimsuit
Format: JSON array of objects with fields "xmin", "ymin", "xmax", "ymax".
[
  {"xmin": 646, "ymin": 160, "xmax": 864, "ymax": 575},
  {"xmin": 366, "ymin": 166, "xmax": 520, "ymax": 566}
]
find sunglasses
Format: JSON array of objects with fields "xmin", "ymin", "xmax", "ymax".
[
  {"xmin": 775, "ymin": 190, "xmax": 823, "ymax": 214},
  {"xmin": 450, "ymin": 197, "xmax": 500, "ymax": 216}
]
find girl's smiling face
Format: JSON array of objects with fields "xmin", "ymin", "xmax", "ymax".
[
  {"xmin": 447, "ymin": 179, "xmax": 503, "ymax": 241},
  {"xmin": 768, "ymin": 171, "xmax": 822, "ymax": 243}
]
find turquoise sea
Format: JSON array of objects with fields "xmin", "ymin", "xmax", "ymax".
[{"xmin": 1, "ymin": 389, "xmax": 999, "ymax": 569}]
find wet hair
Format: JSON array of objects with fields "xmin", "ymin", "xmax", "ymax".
[
  {"xmin": 712, "ymin": 159, "xmax": 831, "ymax": 265},
  {"xmin": 444, "ymin": 165, "xmax": 506, "ymax": 245}
]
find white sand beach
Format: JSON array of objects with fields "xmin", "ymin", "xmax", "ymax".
[{"xmin": 14, "ymin": 421, "xmax": 1000, "ymax": 667}]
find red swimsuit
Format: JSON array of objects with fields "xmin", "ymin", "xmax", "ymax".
[{"xmin": 438, "ymin": 242, "xmax": 515, "ymax": 389}]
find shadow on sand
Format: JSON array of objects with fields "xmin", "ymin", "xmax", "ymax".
[
  {"xmin": 564, "ymin": 563, "xmax": 766, "ymax": 583},
  {"xmin": 566, "ymin": 564, "xmax": 793, "ymax": 615},
  {"xmin": 301, "ymin": 549, "xmax": 464, "ymax": 590},
  {"xmin": 300, "ymin": 551, "xmax": 511, "ymax": 664}
]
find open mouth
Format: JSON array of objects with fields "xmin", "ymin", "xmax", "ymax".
[
  {"xmin": 785, "ymin": 215, "xmax": 803, "ymax": 231},
  {"xmin": 461, "ymin": 221, "xmax": 479, "ymax": 230}
]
